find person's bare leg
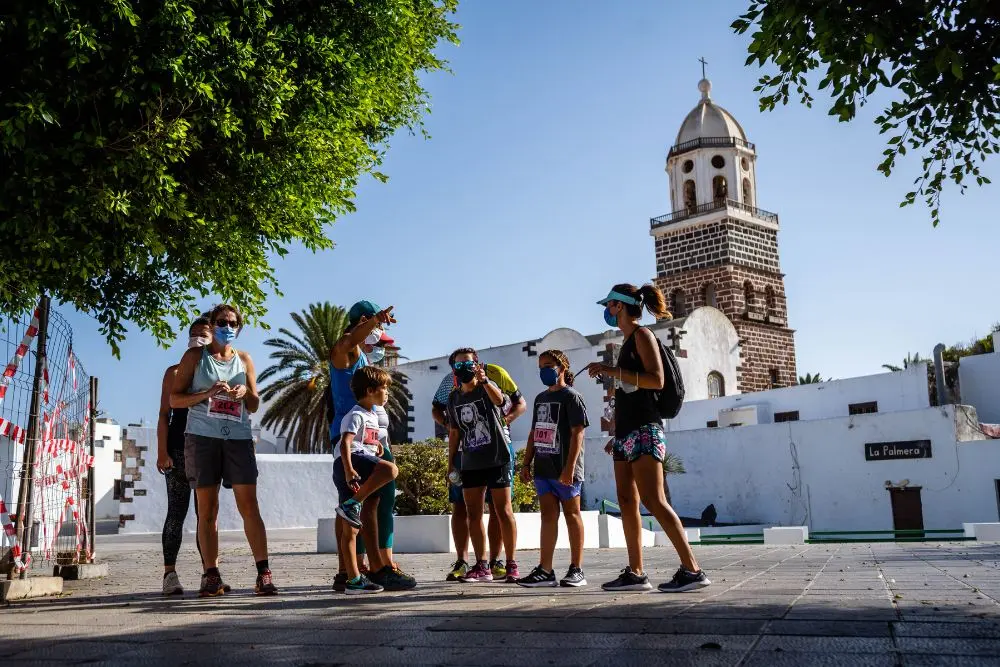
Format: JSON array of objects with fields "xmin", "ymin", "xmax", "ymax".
[
  {"xmin": 614, "ymin": 461, "xmax": 644, "ymax": 574},
  {"xmin": 195, "ymin": 486, "xmax": 221, "ymax": 570},
  {"xmin": 359, "ymin": 499, "xmax": 385, "ymax": 572},
  {"xmin": 487, "ymin": 509, "xmax": 502, "ymax": 562},
  {"xmin": 632, "ymin": 456, "xmax": 699, "ymax": 572},
  {"xmin": 232, "ymin": 484, "xmax": 268, "ymax": 562},
  {"xmin": 490, "ymin": 487, "xmax": 517, "ymax": 565},
  {"xmin": 335, "ymin": 516, "xmax": 346, "ymax": 572},
  {"xmin": 462, "ymin": 487, "xmax": 488, "ymax": 562},
  {"xmin": 561, "ymin": 495, "xmax": 584, "ymax": 569},
  {"xmin": 538, "ymin": 493, "xmax": 560, "ymax": 572},
  {"xmin": 339, "ymin": 520, "xmax": 362, "ymax": 580},
  {"xmin": 451, "ymin": 501, "xmax": 470, "ymax": 562}
]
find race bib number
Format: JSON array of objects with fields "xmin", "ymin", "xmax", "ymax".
[
  {"xmin": 533, "ymin": 422, "xmax": 558, "ymax": 454},
  {"xmin": 360, "ymin": 426, "xmax": 380, "ymax": 454},
  {"xmin": 208, "ymin": 396, "xmax": 243, "ymax": 422}
]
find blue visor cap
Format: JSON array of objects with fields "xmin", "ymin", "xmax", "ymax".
[{"xmin": 597, "ymin": 290, "xmax": 640, "ymax": 307}]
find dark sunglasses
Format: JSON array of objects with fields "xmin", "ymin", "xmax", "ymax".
[
  {"xmin": 453, "ymin": 360, "xmax": 476, "ymax": 370},
  {"xmin": 215, "ymin": 319, "xmax": 239, "ymax": 328}
]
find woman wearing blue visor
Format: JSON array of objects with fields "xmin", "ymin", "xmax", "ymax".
[{"xmin": 587, "ymin": 283, "xmax": 710, "ymax": 594}]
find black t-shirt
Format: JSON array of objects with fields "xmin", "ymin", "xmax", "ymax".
[
  {"xmin": 447, "ymin": 383, "xmax": 512, "ymax": 471},
  {"xmin": 530, "ymin": 387, "xmax": 589, "ymax": 481},
  {"xmin": 614, "ymin": 329, "xmax": 661, "ymax": 438}
]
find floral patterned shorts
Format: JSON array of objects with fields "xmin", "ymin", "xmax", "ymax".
[{"xmin": 612, "ymin": 423, "xmax": 667, "ymax": 463}]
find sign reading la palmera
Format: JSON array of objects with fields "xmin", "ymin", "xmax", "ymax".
[{"xmin": 864, "ymin": 440, "xmax": 932, "ymax": 461}]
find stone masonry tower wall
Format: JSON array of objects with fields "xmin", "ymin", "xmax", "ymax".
[{"xmin": 651, "ymin": 78, "xmax": 797, "ymax": 393}]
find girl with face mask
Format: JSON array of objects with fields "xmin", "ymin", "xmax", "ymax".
[
  {"xmin": 587, "ymin": 283, "xmax": 711, "ymax": 594},
  {"xmin": 171, "ymin": 303, "xmax": 278, "ymax": 597},
  {"xmin": 157, "ymin": 315, "xmax": 224, "ymax": 596},
  {"xmin": 517, "ymin": 349, "xmax": 590, "ymax": 588}
]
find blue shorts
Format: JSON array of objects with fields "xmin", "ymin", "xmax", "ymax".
[
  {"xmin": 534, "ymin": 477, "xmax": 582, "ymax": 502},
  {"xmin": 332, "ymin": 450, "xmax": 381, "ymax": 502}
]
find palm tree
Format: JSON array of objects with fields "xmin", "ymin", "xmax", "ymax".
[
  {"xmin": 883, "ymin": 352, "xmax": 924, "ymax": 373},
  {"xmin": 798, "ymin": 373, "xmax": 823, "ymax": 384},
  {"xmin": 257, "ymin": 302, "xmax": 409, "ymax": 454},
  {"xmin": 663, "ymin": 452, "xmax": 686, "ymax": 507}
]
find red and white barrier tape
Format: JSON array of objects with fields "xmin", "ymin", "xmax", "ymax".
[
  {"xmin": 0, "ymin": 416, "xmax": 26, "ymax": 444},
  {"xmin": 0, "ymin": 495, "xmax": 30, "ymax": 572},
  {"xmin": 0, "ymin": 304, "xmax": 41, "ymax": 406}
]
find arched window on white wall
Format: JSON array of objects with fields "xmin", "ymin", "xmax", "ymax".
[
  {"xmin": 742, "ymin": 178, "xmax": 753, "ymax": 206},
  {"xmin": 712, "ymin": 175, "xmax": 728, "ymax": 204},
  {"xmin": 707, "ymin": 372, "xmax": 725, "ymax": 399},
  {"xmin": 683, "ymin": 180, "xmax": 697, "ymax": 213}
]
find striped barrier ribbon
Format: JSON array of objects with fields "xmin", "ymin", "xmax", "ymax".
[{"xmin": 0, "ymin": 304, "xmax": 41, "ymax": 407}]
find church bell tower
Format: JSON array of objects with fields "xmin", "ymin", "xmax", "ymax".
[{"xmin": 651, "ymin": 76, "xmax": 797, "ymax": 392}]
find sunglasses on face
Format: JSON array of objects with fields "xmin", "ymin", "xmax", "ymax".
[
  {"xmin": 215, "ymin": 319, "xmax": 238, "ymax": 328},
  {"xmin": 453, "ymin": 360, "xmax": 476, "ymax": 371}
]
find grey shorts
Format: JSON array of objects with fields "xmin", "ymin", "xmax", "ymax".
[{"xmin": 185, "ymin": 434, "xmax": 258, "ymax": 489}]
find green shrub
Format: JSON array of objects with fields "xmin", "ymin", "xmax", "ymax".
[
  {"xmin": 393, "ymin": 439, "xmax": 450, "ymax": 516},
  {"xmin": 392, "ymin": 440, "xmax": 539, "ymax": 515},
  {"xmin": 512, "ymin": 448, "xmax": 539, "ymax": 512}
]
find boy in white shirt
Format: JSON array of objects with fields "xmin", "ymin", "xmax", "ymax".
[{"xmin": 333, "ymin": 366, "xmax": 399, "ymax": 594}]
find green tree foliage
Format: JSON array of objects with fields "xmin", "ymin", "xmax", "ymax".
[
  {"xmin": 882, "ymin": 352, "xmax": 925, "ymax": 373},
  {"xmin": 394, "ymin": 439, "xmax": 451, "ymax": 516},
  {"xmin": 512, "ymin": 448, "xmax": 539, "ymax": 512},
  {"xmin": 798, "ymin": 373, "xmax": 824, "ymax": 384},
  {"xmin": 733, "ymin": 1, "xmax": 998, "ymax": 226},
  {"xmin": 257, "ymin": 302, "xmax": 409, "ymax": 454},
  {"xmin": 0, "ymin": 1, "xmax": 458, "ymax": 353}
]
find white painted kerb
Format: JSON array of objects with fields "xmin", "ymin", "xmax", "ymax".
[
  {"xmin": 763, "ymin": 526, "xmax": 809, "ymax": 545},
  {"xmin": 964, "ymin": 523, "xmax": 1000, "ymax": 541}
]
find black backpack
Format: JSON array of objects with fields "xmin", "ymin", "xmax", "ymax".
[{"xmin": 653, "ymin": 335, "xmax": 685, "ymax": 419}]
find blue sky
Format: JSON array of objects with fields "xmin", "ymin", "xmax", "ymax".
[{"xmin": 59, "ymin": 0, "xmax": 997, "ymax": 427}]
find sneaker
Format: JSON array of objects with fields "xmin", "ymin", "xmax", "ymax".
[
  {"xmin": 489, "ymin": 559, "xmax": 507, "ymax": 579},
  {"xmin": 658, "ymin": 567, "xmax": 712, "ymax": 593},
  {"xmin": 200, "ymin": 573, "xmax": 233, "ymax": 594},
  {"xmin": 601, "ymin": 566, "xmax": 653, "ymax": 592},
  {"xmin": 459, "ymin": 561, "xmax": 494, "ymax": 583},
  {"xmin": 504, "ymin": 560, "xmax": 521, "ymax": 583},
  {"xmin": 369, "ymin": 565, "xmax": 417, "ymax": 591},
  {"xmin": 345, "ymin": 574, "xmax": 383, "ymax": 595},
  {"xmin": 333, "ymin": 572, "xmax": 348, "ymax": 592},
  {"xmin": 336, "ymin": 499, "xmax": 362, "ymax": 528},
  {"xmin": 162, "ymin": 571, "xmax": 183, "ymax": 596},
  {"xmin": 446, "ymin": 559, "xmax": 469, "ymax": 582},
  {"xmin": 516, "ymin": 565, "xmax": 557, "ymax": 588},
  {"xmin": 199, "ymin": 572, "xmax": 225, "ymax": 597},
  {"xmin": 254, "ymin": 569, "xmax": 278, "ymax": 595},
  {"xmin": 560, "ymin": 566, "xmax": 588, "ymax": 588}
]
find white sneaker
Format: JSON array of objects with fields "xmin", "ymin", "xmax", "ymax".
[{"xmin": 162, "ymin": 571, "xmax": 184, "ymax": 596}]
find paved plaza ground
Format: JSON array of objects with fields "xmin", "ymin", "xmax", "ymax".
[{"xmin": 2, "ymin": 529, "xmax": 1000, "ymax": 665}]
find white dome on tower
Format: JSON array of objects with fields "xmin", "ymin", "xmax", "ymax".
[{"xmin": 674, "ymin": 79, "xmax": 748, "ymax": 146}]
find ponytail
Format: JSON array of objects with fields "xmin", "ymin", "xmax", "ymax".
[
  {"xmin": 540, "ymin": 349, "xmax": 574, "ymax": 386},
  {"xmin": 639, "ymin": 283, "xmax": 670, "ymax": 320},
  {"xmin": 611, "ymin": 283, "xmax": 672, "ymax": 321}
]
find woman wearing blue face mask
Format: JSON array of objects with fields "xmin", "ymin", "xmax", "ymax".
[
  {"xmin": 587, "ymin": 283, "xmax": 710, "ymax": 594},
  {"xmin": 171, "ymin": 303, "xmax": 277, "ymax": 597}
]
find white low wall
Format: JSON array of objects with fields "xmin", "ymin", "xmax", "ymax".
[
  {"xmin": 959, "ymin": 339, "xmax": 1000, "ymax": 424},
  {"xmin": 318, "ymin": 511, "xmax": 603, "ymax": 554}
]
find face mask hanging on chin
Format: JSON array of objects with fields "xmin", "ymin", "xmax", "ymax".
[
  {"xmin": 364, "ymin": 327, "xmax": 384, "ymax": 347},
  {"xmin": 367, "ymin": 346, "xmax": 386, "ymax": 363}
]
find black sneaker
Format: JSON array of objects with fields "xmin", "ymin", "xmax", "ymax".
[
  {"xmin": 336, "ymin": 500, "xmax": 362, "ymax": 528},
  {"xmin": 345, "ymin": 574, "xmax": 383, "ymax": 595},
  {"xmin": 369, "ymin": 565, "xmax": 417, "ymax": 591},
  {"xmin": 601, "ymin": 566, "xmax": 652, "ymax": 592},
  {"xmin": 516, "ymin": 566, "xmax": 557, "ymax": 588},
  {"xmin": 199, "ymin": 573, "xmax": 233, "ymax": 595},
  {"xmin": 333, "ymin": 572, "xmax": 348, "ymax": 592},
  {"xmin": 199, "ymin": 573, "xmax": 225, "ymax": 597},
  {"xmin": 658, "ymin": 567, "xmax": 711, "ymax": 593},
  {"xmin": 560, "ymin": 566, "xmax": 588, "ymax": 588}
]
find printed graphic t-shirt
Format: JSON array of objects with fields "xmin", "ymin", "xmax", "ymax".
[
  {"xmin": 530, "ymin": 387, "xmax": 589, "ymax": 481},
  {"xmin": 432, "ymin": 364, "xmax": 521, "ymax": 415},
  {"xmin": 447, "ymin": 383, "xmax": 511, "ymax": 471},
  {"xmin": 336, "ymin": 404, "xmax": 387, "ymax": 460}
]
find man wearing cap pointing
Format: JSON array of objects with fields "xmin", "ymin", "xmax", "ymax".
[{"xmin": 329, "ymin": 300, "xmax": 416, "ymax": 591}]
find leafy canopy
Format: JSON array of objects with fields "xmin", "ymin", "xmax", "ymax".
[
  {"xmin": 0, "ymin": 0, "xmax": 458, "ymax": 354},
  {"xmin": 733, "ymin": 1, "xmax": 999, "ymax": 226}
]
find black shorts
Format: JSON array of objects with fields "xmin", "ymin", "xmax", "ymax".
[
  {"xmin": 184, "ymin": 434, "xmax": 258, "ymax": 489},
  {"xmin": 332, "ymin": 450, "xmax": 381, "ymax": 502},
  {"xmin": 460, "ymin": 463, "xmax": 513, "ymax": 490}
]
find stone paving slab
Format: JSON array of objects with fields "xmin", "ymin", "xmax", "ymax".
[{"xmin": 2, "ymin": 531, "xmax": 1000, "ymax": 665}]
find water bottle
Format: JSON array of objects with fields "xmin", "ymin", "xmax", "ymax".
[{"xmin": 448, "ymin": 469, "xmax": 462, "ymax": 486}]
